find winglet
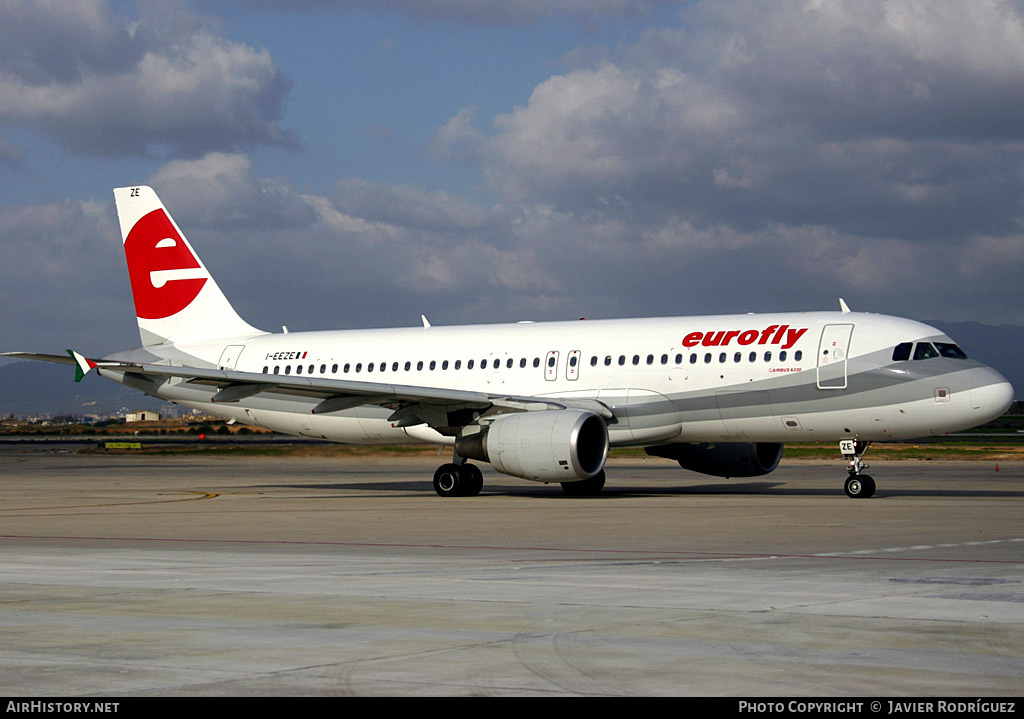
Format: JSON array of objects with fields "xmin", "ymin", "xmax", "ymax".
[
  {"xmin": 66, "ymin": 350, "xmax": 97, "ymax": 383},
  {"xmin": 839, "ymin": 298, "xmax": 851, "ymax": 314},
  {"xmin": 421, "ymin": 314, "xmax": 431, "ymax": 328}
]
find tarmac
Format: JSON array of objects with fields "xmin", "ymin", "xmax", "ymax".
[{"xmin": 0, "ymin": 447, "xmax": 1021, "ymax": 696}]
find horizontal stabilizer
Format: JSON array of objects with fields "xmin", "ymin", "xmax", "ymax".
[
  {"xmin": 2, "ymin": 350, "xmax": 99, "ymax": 383},
  {"xmin": 2, "ymin": 351, "xmax": 77, "ymax": 365}
]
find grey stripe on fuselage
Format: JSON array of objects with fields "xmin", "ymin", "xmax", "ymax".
[{"xmin": 620, "ymin": 349, "xmax": 991, "ymax": 432}]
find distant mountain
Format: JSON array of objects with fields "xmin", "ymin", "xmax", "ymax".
[
  {"xmin": 0, "ymin": 361, "xmax": 167, "ymax": 417},
  {"xmin": 1, "ymin": 321, "xmax": 1020, "ymax": 416}
]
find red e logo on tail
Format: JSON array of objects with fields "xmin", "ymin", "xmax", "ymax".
[{"xmin": 124, "ymin": 209, "xmax": 208, "ymax": 320}]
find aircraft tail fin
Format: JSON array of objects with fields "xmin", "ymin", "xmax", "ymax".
[{"xmin": 113, "ymin": 186, "xmax": 264, "ymax": 347}]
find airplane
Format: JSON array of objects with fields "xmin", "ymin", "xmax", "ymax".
[{"xmin": 6, "ymin": 186, "xmax": 1015, "ymax": 498}]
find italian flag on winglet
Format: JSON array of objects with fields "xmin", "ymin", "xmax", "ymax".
[{"xmin": 66, "ymin": 350, "xmax": 97, "ymax": 383}]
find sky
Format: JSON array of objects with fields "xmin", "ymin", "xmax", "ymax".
[{"xmin": 2, "ymin": 0, "xmax": 1023, "ymax": 359}]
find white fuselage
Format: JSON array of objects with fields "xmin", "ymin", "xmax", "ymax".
[{"xmin": 116, "ymin": 310, "xmax": 1012, "ymax": 447}]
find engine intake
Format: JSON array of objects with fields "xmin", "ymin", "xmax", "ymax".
[
  {"xmin": 456, "ymin": 409, "xmax": 609, "ymax": 482},
  {"xmin": 645, "ymin": 442, "xmax": 783, "ymax": 478}
]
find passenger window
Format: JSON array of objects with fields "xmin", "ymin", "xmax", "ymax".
[
  {"xmin": 779, "ymin": 351, "xmax": 787, "ymax": 362},
  {"xmin": 632, "ymin": 355, "xmax": 640, "ymax": 365},
  {"xmin": 605, "ymin": 356, "xmax": 612, "ymax": 366},
  {"xmin": 892, "ymin": 342, "xmax": 912, "ymax": 361},
  {"xmin": 429, "ymin": 360, "xmax": 436, "ymax": 370},
  {"xmin": 794, "ymin": 351, "xmax": 802, "ymax": 361},
  {"xmin": 404, "ymin": 361, "xmax": 411, "ymax": 371},
  {"xmin": 704, "ymin": 353, "xmax": 712, "ymax": 364},
  {"xmin": 914, "ymin": 343, "xmax": 939, "ymax": 360},
  {"xmin": 533, "ymin": 358, "xmax": 540, "ymax": 368},
  {"xmin": 591, "ymin": 356, "xmax": 598, "ymax": 367},
  {"xmin": 719, "ymin": 353, "xmax": 727, "ymax": 363},
  {"xmin": 442, "ymin": 360, "xmax": 449, "ymax": 370},
  {"xmin": 344, "ymin": 363, "xmax": 350, "ymax": 373},
  {"xmin": 262, "ymin": 366, "xmax": 268, "ymax": 373},
  {"xmin": 309, "ymin": 364, "xmax": 314, "ymax": 374},
  {"xmin": 273, "ymin": 366, "xmax": 280, "ymax": 375},
  {"xmin": 468, "ymin": 360, "xmax": 474, "ymax": 369},
  {"xmin": 483, "ymin": 359, "xmax": 489, "ymax": 369},
  {"xmin": 520, "ymin": 358, "xmax": 527, "ymax": 368},
  {"xmin": 689, "ymin": 354, "xmax": 697, "ymax": 365},
  {"xmin": 392, "ymin": 362, "xmax": 399, "ymax": 372},
  {"xmin": 285, "ymin": 365, "xmax": 291, "ymax": 375},
  {"xmin": 296, "ymin": 365, "xmax": 302, "ymax": 375},
  {"xmin": 763, "ymin": 352, "xmax": 771, "ymax": 362},
  {"xmin": 646, "ymin": 354, "xmax": 654, "ymax": 365},
  {"xmin": 416, "ymin": 361, "xmax": 423, "ymax": 371},
  {"xmin": 675, "ymin": 353, "xmax": 682, "ymax": 364},
  {"xmin": 507, "ymin": 358, "xmax": 513, "ymax": 369},
  {"xmin": 455, "ymin": 360, "xmax": 461, "ymax": 370}
]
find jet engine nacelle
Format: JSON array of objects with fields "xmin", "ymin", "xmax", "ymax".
[
  {"xmin": 455, "ymin": 409, "xmax": 609, "ymax": 482},
  {"xmin": 645, "ymin": 442, "xmax": 783, "ymax": 478}
]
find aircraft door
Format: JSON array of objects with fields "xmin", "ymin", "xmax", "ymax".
[
  {"xmin": 544, "ymin": 351, "xmax": 559, "ymax": 381},
  {"xmin": 566, "ymin": 350, "xmax": 581, "ymax": 381},
  {"xmin": 488, "ymin": 352, "xmax": 507, "ymax": 385},
  {"xmin": 817, "ymin": 324, "xmax": 853, "ymax": 389},
  {"xmin": 218, "ymin": 345, "xmax": 245, "ymax": 370}
]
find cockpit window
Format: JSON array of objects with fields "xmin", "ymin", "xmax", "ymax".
[
  {"xmin": 892, "ymin": 342, "xmax": 912, "ymax": 361},
  {"xmin": 893, "ymin": 341, "xmax": 969, "ymax": 362},
  {"xmin": 935, "ymin": 342, "xmax": 968, "ymax": 359}
]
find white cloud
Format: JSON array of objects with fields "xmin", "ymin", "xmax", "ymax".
[
  {"xmin": 331, "ymin": 178, "xmax": 492, "ymax": 234},
  {"xmin": 241, "ymin": 0, "xmax": 673, "ymax": 26},
  {"xmin": 7, "ymin": 0, "xmax": 1024, "ymax": 356},
  {"xmin": 0, "ymin": 0, "xmax": 295, "ymax": 157},
  {"xmin": 0, "ymin": 196, "xmax": 134, "ymax": 352},
  {"xmin": 457, "ymin": 0, "xmax": 1024, "ymax": 250},
  {"xmin": 483, "ymin": 63, "xmax": 740, "ymax": 205}
]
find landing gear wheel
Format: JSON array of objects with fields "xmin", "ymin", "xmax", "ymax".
[
  {"xmin": 462, "ymin": 464, "xmax": 484, "ymax": 497},
  {"xmin": 840, "ymin": 440, "xmax": 876, "ymax": 499},
  {"xmin": 844, "ymin": 474, "xmax": 875, "ymax": 499},
  {"xmin": 433, "ymin": 463, "xmax": 463, "ymax": 497},
  {"xmin": 561, "ymin": 470, "xmax": 606, "ymax": 496},
  {"xmin": 432, "ymin": 463, "xmax": 483, "ymax": 497}
]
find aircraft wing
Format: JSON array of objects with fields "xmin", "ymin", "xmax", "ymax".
[{"xmin": 5, "ymin": 351, "xmax": 612, "ymax": 431}]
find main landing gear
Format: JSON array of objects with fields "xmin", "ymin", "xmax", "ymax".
[
  {"xmin": 431, "ymin": 451, "xmax": 609, "ymax": 498},
  {"xmin": 560, "ymin": 471, "xmax": 606, "ymax": 496},
  {"xmin": 840, "ymin": 439, "xmax": 875, "ymax": 499},
  {"xmin": 432, "ymin": 459, "xmax": 484, "ymax": 497}
]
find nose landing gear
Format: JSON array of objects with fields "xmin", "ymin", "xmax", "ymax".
[{"xmin": 840, "ymin": 439, "xmax": 875, "ymax": 498}]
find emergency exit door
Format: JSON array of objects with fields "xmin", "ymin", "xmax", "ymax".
[{"xmin": 817, "ymin": 324, "xmax": 853, "ymax": 389}]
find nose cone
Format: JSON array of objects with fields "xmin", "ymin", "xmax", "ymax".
[{"xmin": 970, "ymin": 367, "xmax": 1015, "ymax": 424}]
